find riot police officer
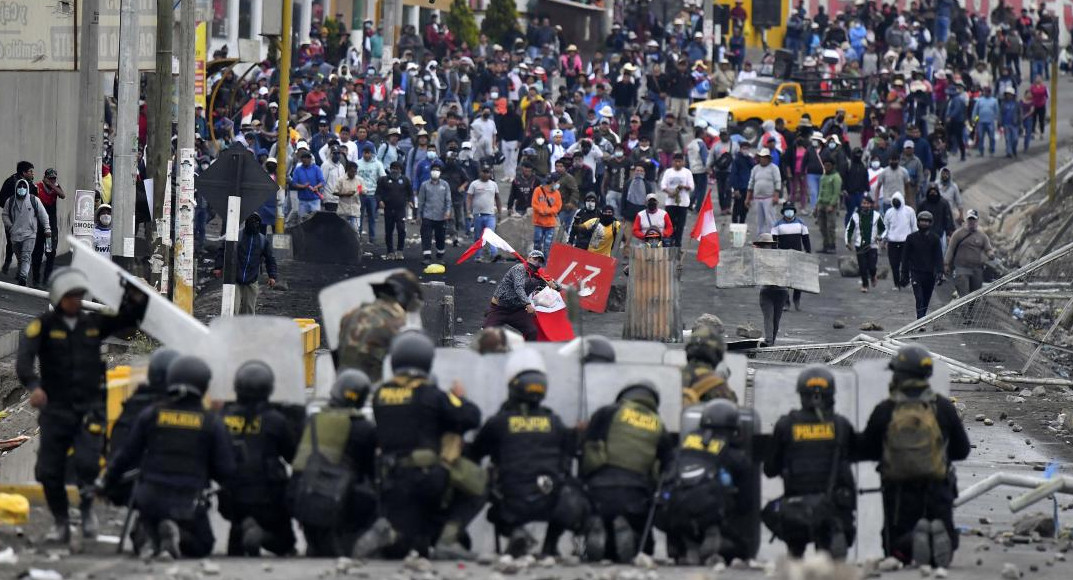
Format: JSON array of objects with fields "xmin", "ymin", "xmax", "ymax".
[
  {"xmin": 106, "ymin": 348, "xmax": 181, "ymax": 506},
  {"xmin": 580, "ymin": 381, "xmax": 674, "ymax": 563},
  {"xmin": 468, "ymin": 348, "xmax": 587, "ymax": 557},
  {"xmin": 657, "ymin": 400, "xmax": 751, "ymax": 565},
  {"xmin": 219, "ymin": 361, "xmax": 298, "ymax": 556},
  {"xmin": 105, "ymin": 355, "xmax": 235, "ymax": 559},
  {"xmin": 337, "ymin": 270, "xmax": 424, "ymax": 381},
  {"xmin": 17, "ymin": 268, "xmax": 148, "ymax": 542},
  {"xmin": 860, "ymin": 345, "xmax": 971, "ymax": 568},
  {"xmin": 290, "ymin": 369, "xmax": 378, "ymax": 557},
  {"xmin": 580, "ymin": 335, "xmax": 616, "ymax": 363},
  {"xmin": 763, "ymin": 366, "xmax": 857, "ymax": 559},
  {"xmin": 681, "ymin": 323, "xmax": 736, "ymax": 405},
  {"xmin": 354, "ymin": 330, "xmax": 484, "ymax": 560}
]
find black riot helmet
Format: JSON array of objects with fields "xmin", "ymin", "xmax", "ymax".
[
  {"xmin": 509, "ymin": 371, "xmax": 548, "ymax": 405},
  {"xmin": 582, "ymin": 335, "xmax": 616, "ymax": 363},
  {"xmin": 330, "ymin": 369, "xmax": 372, "ymax": 408},
  {"xmin": 166, "ymin": 355, "xmax": 212, "ymax": 398},
  {"xmin": 796, "ymin": 365, "xmax": 836, "ymax": 413},
  {"xmin": 234, "ymin": 360, "xmax": 274, "ymax": 403},
  {"xmin": 617, "ymin": 380, "xmax": 660, "ymax": 408},
  {"xmin": 685, "ymin": 324, "xmax": 726, "ymax": 367},
  {"xmin": 699, "ymin": 399, "xmax": 740, "ymax": 433},
  {"xmin": 146, "ymin": 348, "xmax": 181, "ymax": 394},
  {"xmin": 372, "ymin": 270, "xmax": 424, "ymax": 312},
  {"xmin": 889, "ymin": 344, "xmax": 934, "ymax": 382},
  {"xmin": 389, "ymin": 330, "xmax": 436, "ymax": 375}
]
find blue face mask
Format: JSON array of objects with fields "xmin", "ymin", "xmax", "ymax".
[
  {"xmin": 427, "ymin": 151, "xmax": 438, "ymax": 160},
  {"xmin": 783, "ymin": 209, "xmax": 795, "ymax": 219}
]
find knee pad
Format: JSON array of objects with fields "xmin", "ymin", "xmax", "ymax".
[
  {"xmin": 550, "ymin": 483, "xmax": 591, "ymax": 532},
  {"xmin": 929, "ymin": 519, "xmax": 953, "ymax": 568},
  {"xmin": 911, "ymin": 518, "xmax": 932, "ymax": 567}
]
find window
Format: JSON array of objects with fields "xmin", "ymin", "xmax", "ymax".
[
  {"xmin": 239, "ymin": 0, "xmax": 252, "ymax": 39},
  {"xmin": 212, "ymin": 0, "xmax": 228, "ymax": 38},
  {"xmin": 778, "ymin": 87, "xmax": 798, "ymax": 104}
]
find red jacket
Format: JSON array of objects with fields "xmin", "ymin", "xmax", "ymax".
[{"xmin": 632, "ymin": 208, "xmax": 673, "ymax": 240}]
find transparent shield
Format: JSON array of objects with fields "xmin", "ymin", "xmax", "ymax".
[
  {"xmin": 318, "ymin": 268, "xmax": 409, "ymax": 350},
  {"xmin": 195, "ymin": 316, "xmax": 307, "ymax": 404}
]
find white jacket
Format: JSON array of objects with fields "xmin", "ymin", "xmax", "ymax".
[{"xmin": 882, "ymin": 192, "xmax": 918, "ymax": 242}]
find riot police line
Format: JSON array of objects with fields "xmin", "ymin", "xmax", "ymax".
[{"xmin": 18, "ymin": 265, "xmax": 970, "ymax": 566}]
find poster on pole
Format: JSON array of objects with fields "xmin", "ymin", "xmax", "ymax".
[
  {"xmin": 0, "ymin": 0, "xmax": 157, "ymax": 72},
  {"xmin": 72, "ymin": 190, "xmax": 96, "ymax": 246},
  {"xmin": 194, "ymin": 22, "xmax": 207, "ymax": 109}
]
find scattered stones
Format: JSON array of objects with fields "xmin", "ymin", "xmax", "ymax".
[
  {"xmin": 979, "ymin": 517, "xmax": 992, "ymax": 525},
  {"xmin": 402, "ymin": 552, "xmax": 433, "ymax": 573},
  {"xmin": 1000, "ymin": 563, "xmax": 1020, "ymax": 579},
  {"xmin": 632, "ymin": 554, "xmax": 656, "ymax": 570},
  {"xmin": 877, "ymin": 557, "xmax": 904, "ymax": 572},
  {"xmin": 975, "ymin": 414, "xmax": 986, "ymax": 421},
  {"xmin": 1029, "ymin": 565, "xmax": 1039, "ymax": 573},
  {"xmin": 200, "ymin": 560, "xmax": 220, "ymax": 576},
  {"xmin": 1013, "ymin": 512, "xmax": 1056, "ymax": 537},
  {"xmin": 494, "ymin": 555, "xmax": 526, "ymax": 575},
  {"xmin": 984, "ymin": 419, "xmax": 995, "ymax": 426},
  {"xmin": 860, "ymin": 321, "xmax": 884, "ymax": 331},
  {"xmin": 736, "ymin": 325, "xmax": 763, "ymax": 339},
  {"xmin": 1006, "ymin": 395, "xmax": 1025, "ymax": 404},
  {"xmin": 1020, "ymin": 389, "xmax": 1033, "ymax": 398},
  {"xmin": 1012, "ymin": 424, "xmax": 1024, "ymax": 432},
  {"xmin": 833, "ymin": 320, "xmax": 846, "ymax": 329},
  {"xmin": 1032, "ymin": 386, "xmax": 1048, "ymax": 397}
]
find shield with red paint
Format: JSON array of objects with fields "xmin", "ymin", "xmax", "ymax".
[{"xmin": 544, "ymin": 243, "xmax": 617, "ymax": 313}]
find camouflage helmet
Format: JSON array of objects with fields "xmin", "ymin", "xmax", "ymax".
[
  {"xmin": 686, "ymin": 323, "xmax": 726, "ymax": 367},
  {"xmin": 691, "ymin": 313, "xmax": 725, "ymax": 337},
  {"xmin": 372, "ymin": 270, "xmax": 424, "ymax": 312}
]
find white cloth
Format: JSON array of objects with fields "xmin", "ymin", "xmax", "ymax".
[
  {"xmin": 882, "ymin": 193, "xmax": 918, "ymax": 242},
  {"xmin": 659, "ymin": 167, "xmax": 695, "ymax": 207}
]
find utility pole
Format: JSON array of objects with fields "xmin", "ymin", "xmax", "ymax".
[
  {"xmin": 275, "ymin": 0, "xmax": 294, "ymax": 232},
  {"xmin": 1047, "ymin": 24, "xmax": 1060, "ymax": 202},
  {"xmin": 77, "ymin": 0, "xmax": 101, "ymax": 199},
  {"xmin": 112, "ymin": 0, "xmax": 140, "ymax": 271},
  {"xmin": 151, "ymin": 0, "xmax": 174, "ymax": 230},
  {"xmin": 175, "ymin": 0, "xmax": 196, "ymax": 312}
]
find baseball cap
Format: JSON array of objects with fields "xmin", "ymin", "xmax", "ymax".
[{"xmin": 966, "ymin": 209, "xmax": 979, "ymax": 220}]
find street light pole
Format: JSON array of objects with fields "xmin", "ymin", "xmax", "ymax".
[
  {"xmin": 275, "ymin": 0, "xmax": 294, "ymax": 233},
  {"xmin": 77, "ymin": 0, "xmax": 101, "ymax": 198},
  {"xmin": 112, "ymin": 0, "xmax": 141, "ymax": 271}
]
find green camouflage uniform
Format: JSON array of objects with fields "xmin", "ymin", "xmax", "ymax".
[{"xmin": 337, "ymin": 298, "xmax": 407, "ymax": 383}]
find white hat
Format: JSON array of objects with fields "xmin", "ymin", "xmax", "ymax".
[
  {"xmin": 411, "ymin": 115, "xmax": 427, "ymax": 125},
  {"xmin": 706, "ymin": 126, "xmax": 719, "ymax": 138},
  {"xmin": 811, "ymin": 132, "xmax": 825, "ymax": 141},
  {"xmin": 647, "ymin": 39, "xmax": 659, "ymax": 48},
  {"xmin": 551, "ymin": 129, "xmax": 563, "ymax": 138},
  {"xmin": 598, "ymin": 105, "xmax": 614, "ymax": 117},
  {"xmin": 645, "ymin": 192, "xmax": 659, "ymax": 202},
  {"xmin": 803, "ymin": 56, "xmax": 817, "ymax": 66},
  {"xmin": 534, "ymin": 66, "xmax": 546, "ymax": 75},
  {"xmin": 296, "ymin": 140, "xmax": 309, "ymax": 151},
  {"xmin": 268, "ymin": 101, "xmax": 279, "ymax": 108},
  {"xmin": 757, "ymin": 147, "xmax": 771, "ymax": 157},
  {"xmin": 461, "ymin": 141, "xmax": 472, "ymax": 149},
  {"xmin": 566, "ymin": 44, "xmax": 578, "ymax": 52},
  {"xmin": 258, "ymin": 86, "xmax": 269, "ymax": 96},
  {"xmin": 694, "ymin": 31, "xmax": 703, "ymax": 38},
  {"xmin": 1004, "ymin": 86, "xmax": 1016, "ymax": 95},
  {"xmin": 903, "ymin": 140, "xmax": 915, "ymax": 148}
]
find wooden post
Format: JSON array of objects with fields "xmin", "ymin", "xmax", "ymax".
[
  {"xmin": 623, "ymin": 246, "xmax": 682, "ymax": 342},
  {"xmin": 419, "ymin": 282, "xmax": 455, "ymax": 346}
]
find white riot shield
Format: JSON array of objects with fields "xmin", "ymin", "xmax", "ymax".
[
  {"xmin": 195, "ymin": 316, "xmax": 307, "ymax": 404},
  {"xmin": 584, "ymin": 363, "xmax": 683, "ymax": 431},
  {"xmin": 313, "ymin": 352, "xmax": 337, "ymax": 401},
  {"xmin": 318, "ymin": 268, "xmax": 409, "ymax": 350},
  {"xmin": 68, "ymin": 236, "xmax": 209, "ymax": 346},
  {"xmin": 716, "ymin": 247, "xmax": 820, "ymax": 293}
]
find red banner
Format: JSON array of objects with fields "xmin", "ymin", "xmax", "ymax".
[{"xmin": 544, "ymin": 243, "xmax": 617, "ymax": 313}]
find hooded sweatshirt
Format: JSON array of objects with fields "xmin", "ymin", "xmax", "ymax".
[
  {"xmin": 3, "ymin": 180, "xmax": 50, "ymax": 243},
  {"xmin": 882, "ymin": 192, "xmax": 918, "ymax": 242}
]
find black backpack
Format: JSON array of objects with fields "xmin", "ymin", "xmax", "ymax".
[{"xmin": 290, "ymin": 415, "xmax": 354, "ymax": 528}]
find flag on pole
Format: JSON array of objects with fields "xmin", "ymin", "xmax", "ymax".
[
  {"xmin": 690, "ymin": 188, "xmax": 721, "ymax": 268},
  {"xmin": 240, "ymin": 99, "xmax": 257, "ymax": 126},
  {"xmin": 456, "ymin": 228, "xmax": 526, "ymax": 264}
]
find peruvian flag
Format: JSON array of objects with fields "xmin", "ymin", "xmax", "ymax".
[
  {"xmin": 456, "ymin": 228, "xmax": 525, "ymax": 264},
  {"xmin": 690, "ymin": 188, "xmax": 721, "ymax": 268},
  {"xmin": 533, "ymin": 287, "xmax": 575, "ymax": 342},
  {"xmin": 239, "ymin": 98, "xmax": 257, "ymax": 126}
]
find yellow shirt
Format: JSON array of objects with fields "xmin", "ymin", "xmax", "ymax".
[{"xmin": 582, "ymin": 218, "xmax": 619, "ymax": 256}]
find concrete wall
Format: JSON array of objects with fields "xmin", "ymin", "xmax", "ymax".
[{"xmin": 0, "ymin": 72, "xmax": 83, "ymax": 255}]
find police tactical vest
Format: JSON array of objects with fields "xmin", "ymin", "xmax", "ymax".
[
  {"xmin": 677, "ymin": 432, "xmax": 727, "ymax": 485},
  {"xmin": 604, "ymin": 400, "xmax": 663, "ymax": 477},
  {"xmin": 783, "ymin": 409, "xmax": 840, "ymax": 495},
  {"xmin": 496, "ymin": 408, "xmax": 565, "ymax": 486},
  {"xmin": 222, "ymin": 403, "xmax": 285, "ymax": 488},
  {"xmin": 143, "ymin": 404, "xmax": 211, "ymax": 487},
  {"xmin": 292, "ymin": 409, "xmax": 356, "ymax": 472},
  {"xmin": 372, "ymin": 374, "xmax": 445, "ymax": 456}
]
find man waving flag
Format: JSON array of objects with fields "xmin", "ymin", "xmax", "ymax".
[{"xmin": 690, "ymin": 189, "xmax": 721, "ymax": 267}]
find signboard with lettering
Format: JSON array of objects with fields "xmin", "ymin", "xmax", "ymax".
[
  {"xmin": 72, "ymin": 189, "xmax": 96, "ymax": 245},
  {"xmin": 544, "ymin": 243, "xmax": 617, "ymax": 313},
  {"xmin": 194, "ymin": 21, "xmax": 207, "ymax": 109},
  {"xmin": 0, "ymin": 0, "xmax": 157, "ymax": 71}
]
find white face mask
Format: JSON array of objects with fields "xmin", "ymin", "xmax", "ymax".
[
  {"xmin": 430, "ymin": 170, "xmax": 441, "ymax": 179},
  {"xmin": 585, "ymin": 201, "xmax": 596, "ymax": 210},
  {"xmin": 536, "ymin": 138, "xmax": 545, "ymax": 146},
  {"xmin": 99, "ymin": 214, "xmax": 112, "ymax": 226},
  {"xmin": 870, "ymin": 160, "xmax": 881, "ymax": 170},
  {"xmin": 15, "ymin": 188, "xmax": 28, "ymax": 198}
]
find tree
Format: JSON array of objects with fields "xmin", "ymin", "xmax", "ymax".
[
  {"xmin": 446, "ymin": 0, "xmax": 480, "ymax": 51},
  {"xmin": 481, "ymin": 0, "xmax": 520, "ymax": 46}
]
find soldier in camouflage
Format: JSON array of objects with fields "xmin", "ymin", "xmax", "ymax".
[
  {"xmin": 682, "ymin": 315, "xmax": 737, "ymax": 406},
  {"xmin": 337, "ymin": 271, "xmax": 424, "ymax": 382}
]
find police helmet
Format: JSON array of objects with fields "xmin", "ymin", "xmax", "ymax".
[
  {"xmin": 330, "ymin": 369, "xmax": 372, "ymax": 407},
  {"xmin": 48, "ymin": 268, "xmax": 90, "ymax": 306},
  {"xmin": 616, "ymin": 380, "xmax": 660, "ymax": 407},
  {"xmin": 234, "ymin": 360, "xmax": 274, "ymax": 403},
  {"xmin": 509, "ymin": 371, "xmax": 548, "ymax": 405},
  {"xmin": 166, "ymin": 355, "xmax": 212, "ymax": 396},
  {"xmin": 685, "ymin": 324, "xmax": 726, "ymax": 367},
  {"xmin": 372, "ymin": 271, "xmax": 424, "ymax": 312},
  {"xmin": 699, "ymin": 399, "xmax": 740, "ymax": 432},
  {"xmin": 796, "ymin": 365, "xmax": 836, "ymax": 396},
  {"xmin": 888, "ymin": 344, "xmax": 934, "ymax": 379},
  {"xmin": 146, "ymin": 348, "xmax": 182, "ymax": 392},
  {"xmin": 389, "ymin": 330, "xmax": 435, "ymax": 375},
  {"xmin": 691, "ymin": 313, "xmax": 725, "ymax": 337},
  {"xmin": 582, "ymin": 335, "xmax": 616, "ymax": 363}
]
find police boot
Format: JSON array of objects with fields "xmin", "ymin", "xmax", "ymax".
[
  {"xmin": 929, "ymin": 519, "xmax": 953, "ymax": 568},
  {"xmin": 507, "ymin": 527, "xmax": 535, "ymax": 558},
  {"xmin": 80, "ymin": 503, "xmax": 99, "ymax": 539},
  {"xmin": 241, "ymin": 517, "xmax": 264, "ymax": 557},
  {"xmin": 44, "ymin": 520, "xmax": 71, "ymax": 544},
  {"xmin": 352, "ymin": 517, "xmax": 398, "ymax": 559},
  {"xmin": 158, "ymin": 519, "xmax": 182, "ymax": 560},
  {"xmin": 611, "ymin": 516, "xmax": 637, "ymax": 563},
  {"xmin": 699, "ymin": 526, "xmax": 723, "ymax": 565},
  {"xmin": 679, "ymin": 537, "xmax": 702, "ymax": 566},
  {"xmin": 911, "ymin": 519, "xmax": 932, "ymax": 568},
  {"xmin": 433, "ymin": 521, "xmax": 476, "ymax": 561},
  {"xmin": 583, "ymin": 516, "xmax": 606, "ymax": 562},
  {"xmin": 828, "ymin": 526, "xmax": 848, "ymax": 560}
]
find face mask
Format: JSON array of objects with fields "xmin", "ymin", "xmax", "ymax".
[
  {"xmin": 552, "ymin": 183, "xmax": 560, "ymax": 191},
  {"xmin": 639, "ymin": 145, "xmax": 650, "ymax": 151},
  {"xmin": 430, "ymin": 170, "xmax": 441, "ymax": 179},
  {"xmin": 490, "ymin": 92, "xmax": 499, "ymax": 99},
  {"xmin": 647, "ymin": 202, "xmax": 658, "ymax": 211},
  {"xmin": 99, "ymin": 214, "xmax": 112, "ymax": 227},
  {"xmin": 536, "ymin": 138, "xmax": 545, "ymax": 146},
  {"xmin": 482, "ymin": 113, "xmax": 490, "ymax": 119},
  {"xmin": 427, "ymin": 151, "xmax": 438, "ymax": 160},
  {"xmin": 892, "ymin": 199, "xmax": 902, "ymax": 208},
  {"xmin": 600, "ymin": 214, "xmax": 615, "ymax": 225},
  {"xmin": 890, "ymin": 162, "xmax": 899, "ymax": 169},
  {"xmin": 585, "ymin": 201, "xmax": 596, "ymax": 210},
  {"xmin": 827, "ymin": 142, "xmax": 837, "ymax": 150},
  {"xmin": 16, "ymin": 187, "xmax": 28, "ymax": 198},
  {"xmin": 783, "ymin": 209, "xmax": 796, "ymax": 219},
  {"xmin": 870, "ymin": 160, "xmax": 881, "ymax": 170},
  {"xmin": 614, "ymin": 151, "xmax": 624, "ymax": 158}
]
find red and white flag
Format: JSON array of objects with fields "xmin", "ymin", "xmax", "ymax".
[
  {"xmin": 690, "ymin": 188, "xmax": 721, "ymax": 268},
  {"xmin": 456, "ymin": 228, "xmax": 525, "ymax": 264},
  {"xmin": 239, "ymin": 99, "xmax": 257, "ymax": 126}
]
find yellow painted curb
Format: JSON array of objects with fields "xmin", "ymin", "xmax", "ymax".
[{"xmin": 0, "ymin": 484, "xmax": 79, "ymax": 505}]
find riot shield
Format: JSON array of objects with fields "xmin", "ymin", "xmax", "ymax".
[
  {"xmin": 194, "ymin": 316, "xmax": 306, "ymax": 404},
  {"xmin": 318, "ymin": 268, "xmax": 408, "ymax": 350},
  {"xmin": 312, "ymin": 352, "xmax": 337, "ymax": 401},
  {"xmin": 716, "ymin": 247, "xmax": 820, "ymax": 293},
  {"xmin": 68, "ymin": 237, "xmax": 209, "ymax": 347},
  {"xmin": 583, "ymin": 362, "xmax": 683, "ymax": 431}
]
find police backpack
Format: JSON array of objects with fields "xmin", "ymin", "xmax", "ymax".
[
  {"xmin": 291, "ymin": 415, "xmax": 354, "ymax": 527},
  {"xmin": 881, "ymin": 399, "xmax": 947, "ymax": 482}
]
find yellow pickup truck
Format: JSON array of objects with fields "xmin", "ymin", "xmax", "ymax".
[{"xmin": 691, "ymin": 77, "xmax": 866, "ymax": 143}]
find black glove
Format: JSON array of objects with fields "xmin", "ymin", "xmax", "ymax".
[{"xmin": 120, "ymin": 277, "xmax": 150, "ymax": 307}]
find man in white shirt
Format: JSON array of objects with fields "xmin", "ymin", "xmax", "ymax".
[
  {"xmin": 470, "ymin": 107, "xmax": 499, "ymax": 161},
  {"xmin": 660, "ymin": 152, "xmax": 694, "ymax": 247},
  {"xmin": 882, "ymin": 192, "xmax": 918, "ymax": 290},
  {"xmin": 320, "ymin": 145, "xmax": 347, "ymax": 207}
]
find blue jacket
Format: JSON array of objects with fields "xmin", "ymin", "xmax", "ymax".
[
  {"xmin": 290, "ymin": 164, "xmax": 325, "ymax": 201},
  {"xmin": 972, "ymin": 96, "xmax": 999, "ymax": 124},
  {"xmin": 413, "ymin": 158, "xmax": 435, "ymax": 194},
  {"xmin": 216, "ymin": 231, "xmax": 278, "ymax": 286},
  {"xmin": 729, "ymin": 152, "xmax": 755, "ymax": 192},
  {"xmin": 946, "ymin": 95, "xmax": 967, "ymax": 123},
  {"xmin": 1000, "ymin": 99, "xmax": 1021, "ymax": 126}
]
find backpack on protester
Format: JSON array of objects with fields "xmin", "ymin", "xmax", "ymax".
[
  {"xmin": 290, "ymin": 416, "xmax": 354, "ymax": 528},
  {"xmin": 881, "ymin": 399, "xmax": 947, "ymax": 482}
]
